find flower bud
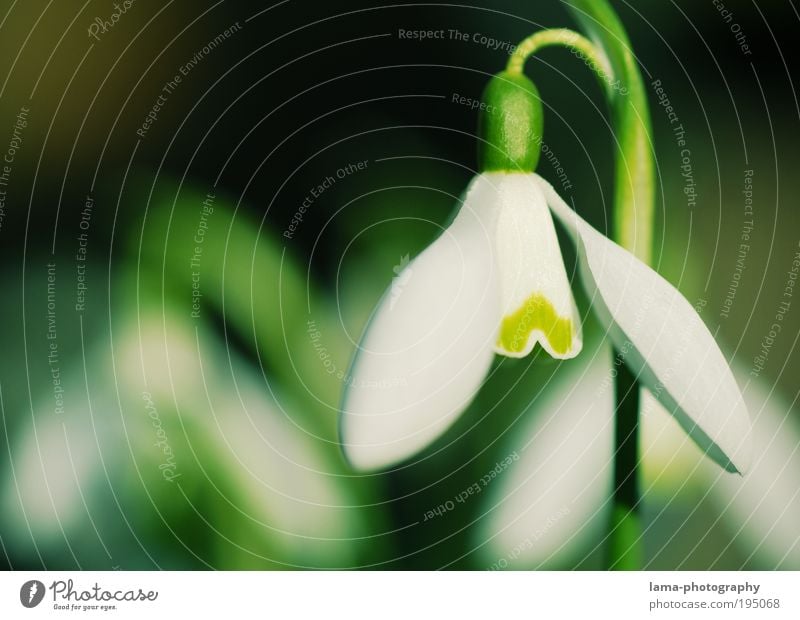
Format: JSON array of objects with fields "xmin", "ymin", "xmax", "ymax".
[{"xmin": 478, "ymin": 71, "xmax": 544, "ymax": 172}]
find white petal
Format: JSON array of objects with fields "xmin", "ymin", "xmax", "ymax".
[
  {"xmin": 537, "ymin": 174, "xmax": 752, "ymax": 474},
  {"xmin": 478, "ymin": 342, "xmax": 614, "ymax": 568},
  {"xmin": 341, "ymin": 174, "xmax": 503, "ymax": 470},
  {"xmin": 493, "ymin": 174, "xmax": 582, "ymax": 359}
]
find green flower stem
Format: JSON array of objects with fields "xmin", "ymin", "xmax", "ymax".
[
  {"xmin": 509, "ymin": 0, "xmax": 655, "ymax": 570},
  {"xmin": 564, "ymin": 0, "xmax": 654, "ymax": 571},
  {"xmin": 609, "ymin": 362, "xmax": 643, "ymax": 570}
]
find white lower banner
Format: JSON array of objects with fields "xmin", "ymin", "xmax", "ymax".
[{"xmin": 1, "ymin": 571, "xmax": 798, "ymax": 618}]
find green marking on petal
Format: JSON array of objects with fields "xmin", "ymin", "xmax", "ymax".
[{"xmin": 497, "ymin": 293, "xmax": 573, "ymax": 356}]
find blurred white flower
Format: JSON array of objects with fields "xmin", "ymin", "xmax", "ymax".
[
  {"xmin": 1, "ymin": 308, "xmax": 367, "ymax": 568},
  {"xmin": 478, "ymin": 351, "xmax": 800, "ymax": 569},
  {"xmin": 477, "ymin": 341, "xmax": 615, "ymax": 569},
  {"xmin": 642, "ymin": 369, "xmax": 800, "ymax": 569}
]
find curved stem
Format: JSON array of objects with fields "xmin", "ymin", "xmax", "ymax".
[
  {"xmin": 507, "ymin": 28, "xmax": 612, "ymax": 86},
  {"xmin": 509, "ymin": 17, "xmax": 654, "ymax": 262},
  {"xmin": 563, "ymin": 0, "xmax": 655, "ymax": 264}
]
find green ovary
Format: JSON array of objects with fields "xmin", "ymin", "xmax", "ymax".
[{"xmin": 497, "ymin": 293, "xmax": 573, "ymax": 356}]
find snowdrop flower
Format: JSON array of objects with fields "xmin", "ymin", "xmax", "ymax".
[{"xmin": 340, "ymin": 70, "xmax": 752, "ymax": 474}]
